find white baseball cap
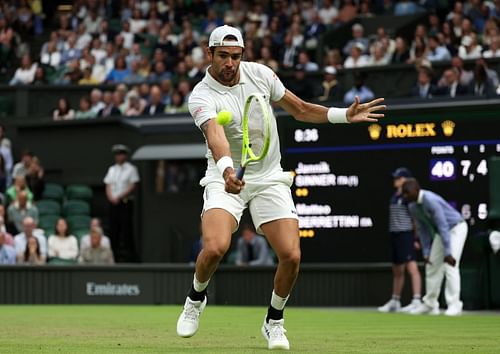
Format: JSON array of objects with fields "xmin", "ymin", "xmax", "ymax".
[{"xmin": 208, "ymin": 25, "xmax": 245, "ymax": 48}]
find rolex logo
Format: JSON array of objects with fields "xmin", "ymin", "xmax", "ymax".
[
  {"xmin": 368, "ymin": 124, "xmax": 382, "ymax": 140},
  {"xmin": 441, "ymin": 120, "xmax": 455, "ymax": 137}
]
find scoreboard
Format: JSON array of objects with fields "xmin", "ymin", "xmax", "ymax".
[{"xmin": 280, "ymin": 107, "xmax": 500, "ymax": 262}]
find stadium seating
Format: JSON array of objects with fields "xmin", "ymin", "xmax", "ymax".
[
  {"xmin": 62, "ymin": 200, "xmax": 90, "ymax": 217},
  {"xmin": 38, "ymin": 214, "xmax": 60, "ymax": 236},
  {"xmin": 65, "ymin": 184, "xmax": 93, "ymax": 202},
  {"xmin": 36, "ymin": 199, "xmax": 61, "ymax": 216},
  {"xmin": 41, "ymin": 183, "xmax": 65, "ymax": 203},
  {"xmin": 67, "ymin": 215, "xmax": 91, "ymax": 234}
]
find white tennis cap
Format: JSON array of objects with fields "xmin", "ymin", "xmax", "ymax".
[{"xmin": 209, "ymin": 25, "xmax": 245, "ymax": 48}]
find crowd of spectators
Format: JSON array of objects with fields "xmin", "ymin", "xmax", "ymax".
[{"xmin": 2, "ymin": 0, "xmax": 500, "ymax": 116}]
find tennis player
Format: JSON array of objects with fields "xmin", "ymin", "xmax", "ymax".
[{"xmin": 177, "ymin": 25, "xmax": 386, "ymax": 350}]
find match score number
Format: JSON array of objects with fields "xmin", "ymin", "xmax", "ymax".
[
  {"xmin": 430, "ymin": 159, "xmax": 456, "ymax": 181},
  {"xmin": 294, "ymin": 128, "xmax": 319, "ymax": 143}
]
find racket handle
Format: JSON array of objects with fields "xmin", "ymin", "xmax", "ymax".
[{"xmin": 236, "ymin": 166, "xmax": 246, "ymax": 180}]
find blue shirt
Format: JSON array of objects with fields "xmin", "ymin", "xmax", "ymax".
[
  {"xmin": 408, "ymin": 189, "xmax": 464, "ymax": 257},
  {"xmin": 343, "ymin": 86, "xmax": 375, "ymax": 105},
  {"xmin": 0, "ymin": 244, "xmax": 16, "ymax": 264},
  {"xmin": 426, "ymin": 46, "xmax": 451, "ymax": 62}
]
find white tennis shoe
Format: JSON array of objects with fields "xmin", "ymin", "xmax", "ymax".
[
  {"xmin": 400, "ymin": 299, "xmax": 423, "ymax": 313},
  {"xmin": 176, "ymin": 296, "xmax": 207, "ymax": 337},
  {"xmin": 261, "ymin": 317, "xmax": 290, "ymax": 350},
  {"xmin": 408, "ymin": 302, "xmax": 440, "ymax": 315},
  {"xmin": 377, "ymin": 299, "xmax": 401, "ymax": 313}
]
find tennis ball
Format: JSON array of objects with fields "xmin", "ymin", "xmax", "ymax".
[{"xmin": 216, "ymin": 110, "xmax": 233, "ymax": 125}]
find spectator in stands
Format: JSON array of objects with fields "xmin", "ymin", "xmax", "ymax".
[
  {"xmin": 12, "ymin": 150, "xmax": 33, "ymax": 178},
  {"xmin": 476, "ymin": 57, "xmax": 499, "ymax": 87},
  {"xmin": 0, "ymin": 16, "xmax": 16, "ymax": 74},
  {"xmin": 97, "ymin": 91, "xmax": 121, "ymax": 117},
  {"xmin": 32, "ymin": 66, "xmax": 47, "ymax": 85},
  {"xmin": 0, "ymin": 230, "xmax": 15, "ymax": 264},
  {"xmin": 106, "ymin": 56, "xmax": 131, "ymax": 83},
  {"xmin": 391, "ymin": 36, "xmax": 410, "ymax": 64},
  {"xmin": 257, "ymin": 46, "xmax": 279, "ymax": 72},
  {"xmin": 53, "ymin": 97, "xmax": 75, "ymax": 120},
  {"xmin": 7, "ymin": 191, "xmax": 38, "ymax": 235},
  {"xmin": 90, "ymin": 88, "xmax": 105, "ymax": 115},
  {"xmin": 143, "ymin": 85, "xmax": 166, "ymax": 116},
  {"xmin": 285, "ymin": 64, "xmax": 315, "ymax": 100},
  {"xmin": 318, "ymin": 0, "xmax": 339, "ymax": 25},
  {"xmin": 343, "ymin": 71, "xmax": 375, "ymax": 105},
  {"xmin": 410, "ymin": 24, "xmax": 428, "ymax": 59},
  {"xmin": 0, "ymin": 154, "xmax": 7, "ymax": 195},
  {"xmin": 296, "ymin": 51, "xmax": 319, "ymax": 72},
  {"xmin": 236, "ymin": 224, "xmax": 274, "ymax": 266},
  {"xmin": 78, "ymin": 67, "xmax": 99, "ymax": 85},
  {"xmin": 304, "ymin": 11, "xmax": 326, "ymax": 50},
  {"xmin": 394, "ymin": 0, "xmax": 423, "ymax": 15},
  {"xmin": 317, "ymin": 66, "xmax": 341, "ymax": 102},
  {"xmin": 40, "ymin": 40, "xmax": 62, "ymax": 68},
  {"xmin": 337, "ymin": 0, "xmax": 359, "ymax": 26},
  {"xmin": 458, "ymin": 35, "xmax": 482, "ymax": 60},
  {"xmin": 104, "ymin": 144, "xmax": 140, "ymax": 262},
  {"xmin": 468, "ymin": 63, "xmax": 496, "ymax": 97},
  {"xmin": 0, "ymin": 125, "xmax": 12, "ymax": 186},
  {"xmin": 25, "ymin": 156, "xmax": 44, "ymax": 201},
  {"xmin": 426, "ymin": 34, "xmax": 452, "ymax": 62},
  {"xmin": 149, "ymin": 60, "xmax": 172, "ymax": 83},
  {"xmin": 125, "ymin": 91, "xmax": 144, "ymax": 116},
  {"xmin": 279, "ymin": 33, "xmax": 298, "ymax": 71},
  {"xmin": 482, "ymin": 36, "xmax": 500, "ymax": 58},
  {"xmin": 436, "ymin": 68, "xmax": 469, "ymax": 97},
  {"xmin": 344, "ymin": 42, "xmax": 370, "ymax": 68},
  {"xmin": 6, "ymin": 175, "xmax": 33, "ymax": 205},
  {"xmin": 18, "ymin": 233, "xmax": 45, "ymax": 264},
  {"xmin": 367, "ymin": 43, "xmax": 390, "ymax": 66},
  {"xmin": 411, "ymin": 66, "xmax": 438, "ymax": 99},
  {"xmin": 61, "ymin": 34, "xmax": 82, "ymax": 65},
  {"xmin": 75, "ymin": 96, "xmax": 96, "ymax": 119},
  {"xmin": 48, "ymin": 217, "xmax": 78, "ymax": 262},
  {"xmin": 83, "ymin": 10, "xmax": 102, "ymax": 35},
  {"xmin": 14, "ymin": 216, "xmax": 46, "ymax": 262},
  {"xmin": 448, "ymin": 56, "xmax": 473, "ymax": 86},
  {"xmin": 343, "ymin": 23, "xmax": 369, "ymax": 57},
  {"xmin": 165, "ymin": 90, "xmax": 188, "ymax": 114},
  {"xmin": 79, "ymin": 226, "xmax": 114, "ymax": 264},
  {"xmin": 9, "ymin": 54, "xmax": 37, "ymax": 85},
  {"xmin": 80, "ymin": 218, "xmax": 111, "ymax": 251}
]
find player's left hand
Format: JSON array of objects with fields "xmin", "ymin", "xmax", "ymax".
[
  {"xmin": 346, "ymin": 96, "xmax": 386, "ymax": 123},
  {"xmin": 444, "ymin": 255, "xmax": 456, "ymax": 267}
]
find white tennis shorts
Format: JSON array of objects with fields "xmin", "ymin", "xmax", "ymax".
[{"xmin": 202, "ymin": 171, "xmax": 298, "ymax": 233}]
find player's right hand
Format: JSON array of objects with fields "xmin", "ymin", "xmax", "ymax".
[{"xmin": 223, "ymin": 168, "xmax": 245, "ymax": 194}]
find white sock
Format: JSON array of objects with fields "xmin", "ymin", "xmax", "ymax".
[
  {"xmin": 270, "ymin": 290, "xmax": 289, "ymax": 310},
  {"xmin": 193, "ymin": 274, "xmax": 209, "ymax": 292},
  {"xmin": 392, "ymin": 295, "xmax": 400, "ymax": 301}
]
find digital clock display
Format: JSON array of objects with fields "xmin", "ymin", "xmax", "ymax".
[{"xmin": 280, "ymin": 114, "xmax": 500, "ymax": 263}]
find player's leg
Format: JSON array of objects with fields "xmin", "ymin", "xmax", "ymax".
[
  {"xmin": 400, "ymin": 231, "xmax": 422, "ymax": 312},
  {"xmin": 177, "ymin": 183, "xmax": 243, "ymax": 338},
  {"xmin": 444, "ymin": 222, "xmax": 468, "ymax": 316},
  {"xmin": 249, "ymin": 182, "xmax": 299, "ymax": 350},
  {"xmin": 260, "ymin": 217, "xmax": 299, "ymax": 351}
]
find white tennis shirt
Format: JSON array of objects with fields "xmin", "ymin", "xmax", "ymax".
[{"xmin": 189, "ymin": 61, "xmax": 286, "ymax": 185}]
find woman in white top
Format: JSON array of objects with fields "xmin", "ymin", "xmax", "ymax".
[
  {"xmin": 48, "ymin": 218, "xmax": 78, "ymax": 261},
  {"xmin": 9, "ymin": 54, "xmax": 37, "ymax": 85}
]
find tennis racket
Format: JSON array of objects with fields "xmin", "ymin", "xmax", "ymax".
[{"xmin": 236, "ymin": 92, "xmax": 272, "ymax": 180}]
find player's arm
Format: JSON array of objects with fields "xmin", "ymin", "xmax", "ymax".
[
  {"xmin": 276, "ymin": 89, "xmax": 386, "ymax": 124},
  {"xmin": 200, "ymin": 119, "xmax": 244, "ymax": 194}
]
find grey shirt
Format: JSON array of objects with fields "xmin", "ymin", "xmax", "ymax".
[{"xmin": 236, "ymin": 234, "xmax": 274, "ymax": 266}]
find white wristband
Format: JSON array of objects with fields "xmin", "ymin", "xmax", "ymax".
[
  {"xmin": 327, "ymin": 107, "xmax": 349, "ymax": 124},
  {"xmin": 216, "ymin": 156, "xmax": 234, "ymax": 176}
]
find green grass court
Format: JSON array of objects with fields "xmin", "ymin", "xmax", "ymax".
[{"xmin": 0, "ymin": 305, "xmax": 499, "ymax": 353}]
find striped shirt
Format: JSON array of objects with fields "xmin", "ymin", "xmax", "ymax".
[{"xmin": 389, "ymin": 192, "xmax": 413, "ymax": 232}]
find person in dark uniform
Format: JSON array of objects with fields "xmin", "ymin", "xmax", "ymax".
[
  {"xmin": 378, "ymin": 167, "xmax": 423, "ymax": 313},
  {"xmin": 103, "ymin": 144, "xmax": 140, "ymax": 262}
]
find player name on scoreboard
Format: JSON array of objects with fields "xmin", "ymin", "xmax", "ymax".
[{"xmin": 293, "ymin": 161, "xmax": 374, "ymax": 236}]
